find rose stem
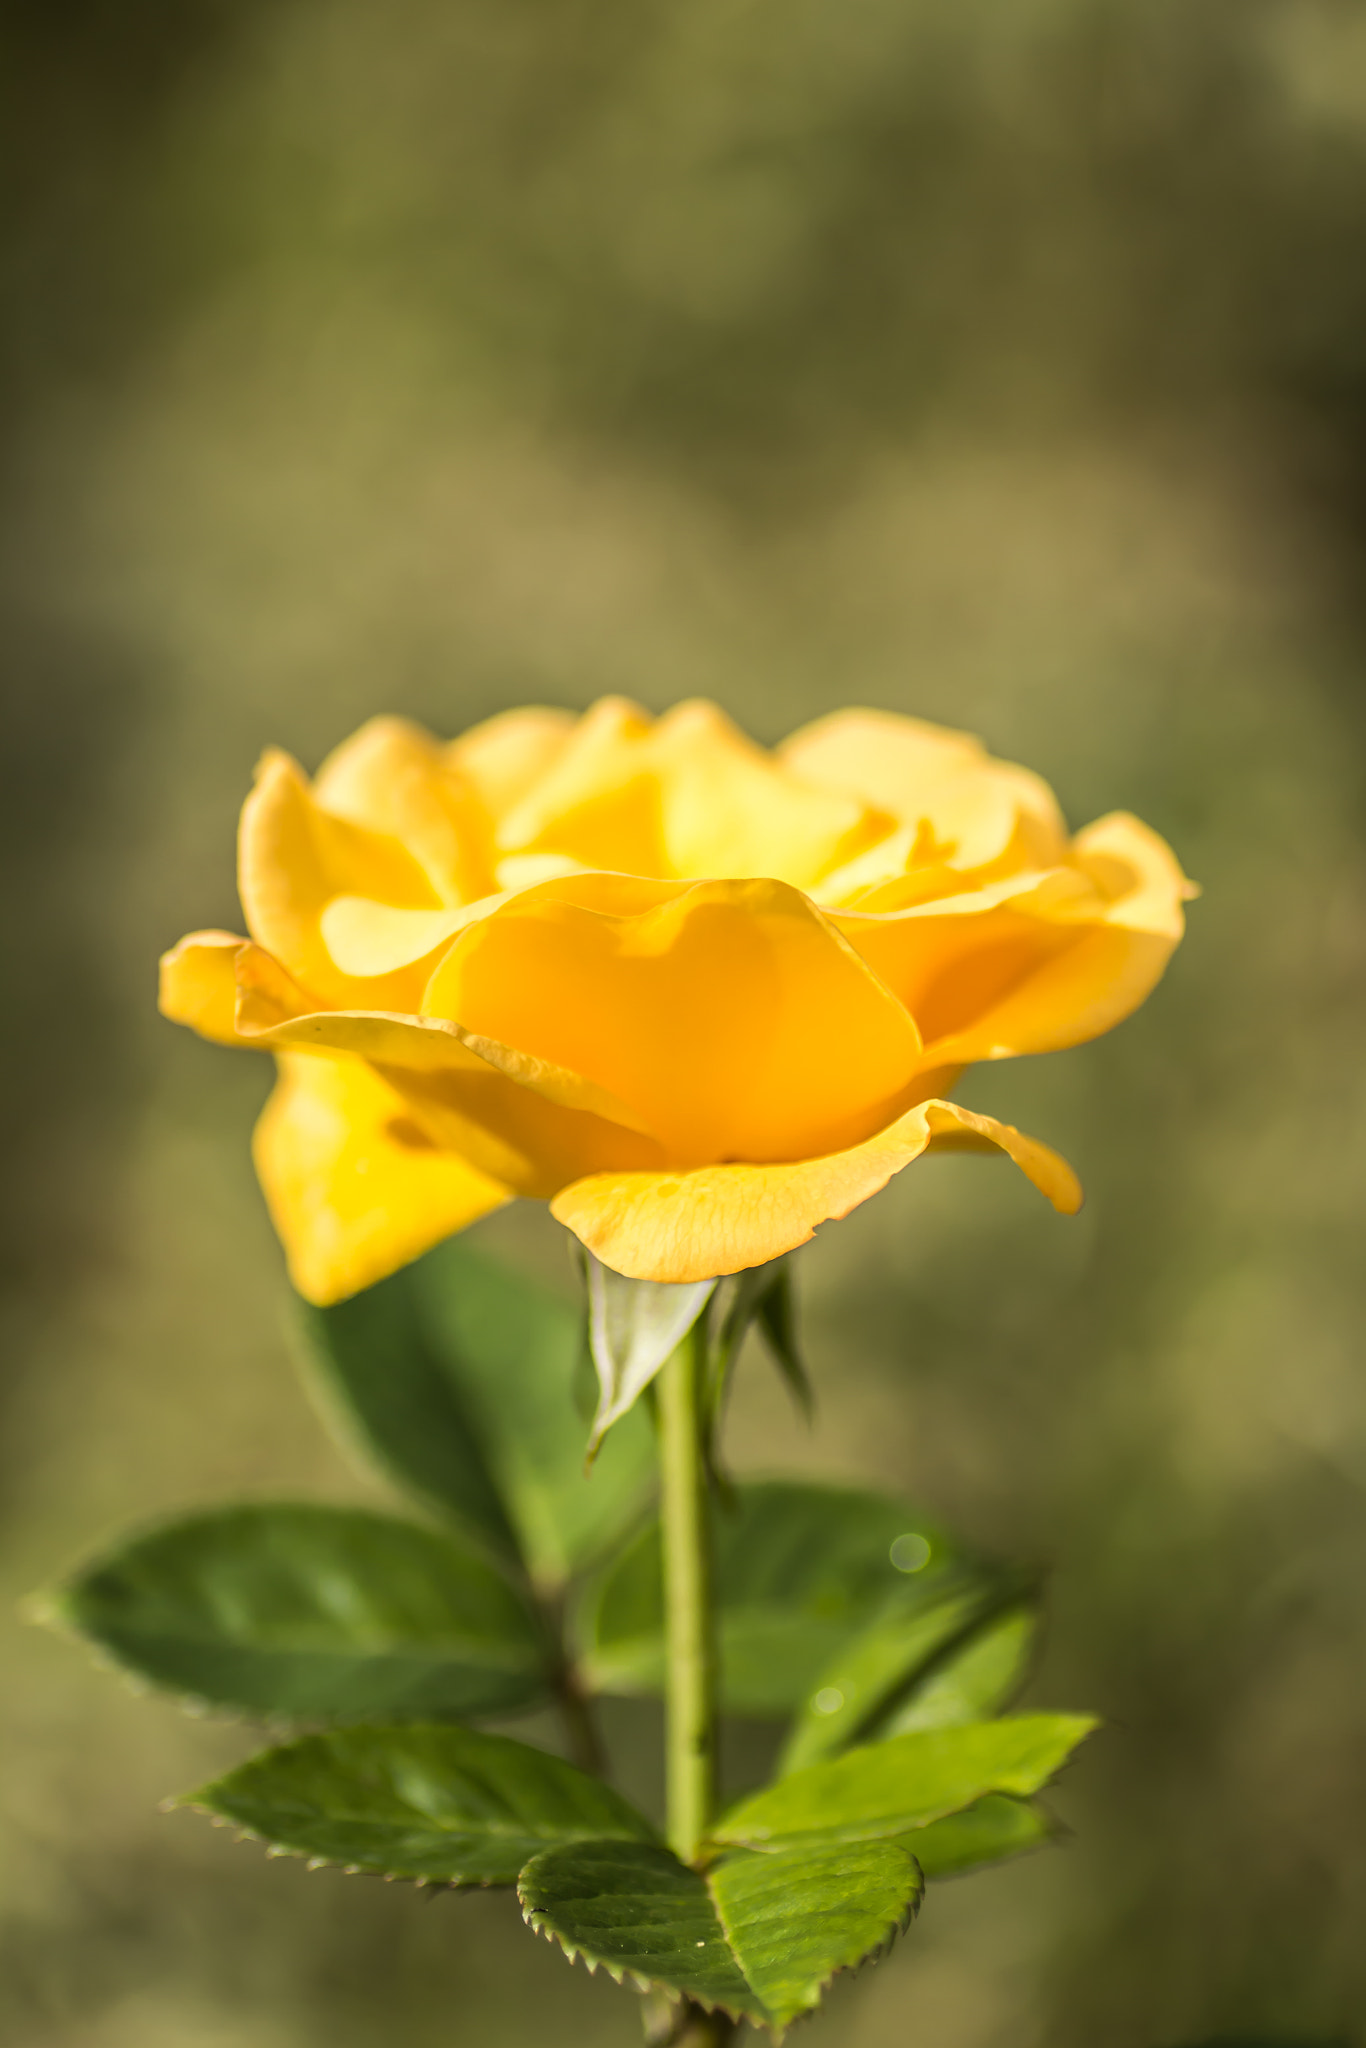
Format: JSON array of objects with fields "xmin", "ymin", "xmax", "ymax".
[{"xmin": 657, "ymin": 1314, "xmax": 716, "ymax": 1866}]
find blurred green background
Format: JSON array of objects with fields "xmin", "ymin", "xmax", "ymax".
[{"xmin": 4, "ymin": 1, "xmax": 1366, "ymax": 2043}]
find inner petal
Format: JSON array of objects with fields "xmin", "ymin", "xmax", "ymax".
[{"xmin": 421, "ymin": 874, "xmax": 922, "ymax": 1165}]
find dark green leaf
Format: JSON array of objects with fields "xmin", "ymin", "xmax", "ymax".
[
  {"xmin": 416, "ymin": 1239, "xmax": 656, "ymax": 1586},
  {"xmin": 584, "ymin": 1253, "xmax": 714, "ymax": 1455},
  {"xmin": 576, "ymin": 1481, "xmax": 949, "ymax": 1713},
  {"xmin": 301, "ymin": 1269, "xmax": 519, "ymax": 1564},
  {"xmin": 713, "ymin": 1714, "xmax": 1098, "ymax": 1851},
  {"xmin": 519, "ymin": 1835, "xmax": 920, "ymax": 2036},
  {"xmin": 903, "ymin": 1792, "xmax": 1055, "ymax": 1877},
  {"xmin": 306, "ymin": 1241, "xmax": 654, "ymax": 1589},
  {"xmin": 870, "ymin": 1602, "xmax": 1037, "ymax": 1739},
  {"xmin": 41, "ymin": 1504, "xmax": 552, "ymax": 1720},
  {"xmin": 183, "ymin": 1723, "xmax": 657, "ymax": 1884}
]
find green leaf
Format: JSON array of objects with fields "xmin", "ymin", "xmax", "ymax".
[
  {"xmin": 519, "ymin": 1836, "xmax": 920, "ymax": 2036},
  {"xmin": 870, "ymin": 1601, "xmax": 1037, "ymax": 1739},
  {"xmin": 306, "ymin": 1240, "xmax": 654, "ymax": 1590},
  {"xmin": 712, "ymin": 1714, "xmax": 1098, "ymax": 1851},
  {"xmin": 585, "ymin": 1253, "xmax": 715, "ymax": 1456},
  {"xmin": 779, "ymin": 1576, "xmax": 1031, "ymax": 1773},
  {"xmin": 40, "ymin": 1505, "xmax": 553, "ymax": 1720},
  {"xmin": 576, "ymin": 1481, "xmax": 948, "ymax": 1713},
  {"xmin": 415, "ymin": 1239, "xmax": 655, "ymax": 1586},
  {"xmin": 183, "ymin": 1723, "xmax": 657, "ymax": 1884},
  {"xmin": 904, "ymin": 1792, "xmax": 1055, "ymax": 1878},
  {"xmin": 301, "ymin": 1269, "xmax": 519, "ymax": 1564}
]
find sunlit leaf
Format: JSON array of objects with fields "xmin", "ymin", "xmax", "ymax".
[
  {"xmin": 575, "ymin": 1481, "xmax": 948, "ymax": 1713},
  {"xmin": 41, "ymin": 1504, "xmax": 552, "ymax": 1720},
  {"xmin": 183, "ymin": 1723, "xmax": 657, "ymax": 1884},
  {"xmin": 713, "ymin": 1714, "xmax": 1097, "ymax": 1851},
  {"xmin": 519, "ymin": 1835, "xmax": 920, "ymax": 2036}
]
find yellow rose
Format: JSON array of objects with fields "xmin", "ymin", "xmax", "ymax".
[{"xmin": 160, "ymin": 699, "xmax": 1193, "ymax": 1303}]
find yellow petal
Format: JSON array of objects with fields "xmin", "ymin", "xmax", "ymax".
[
  {"xmin": 313, "ymin": 716, "xmax": 490, "ymax": 905},
  {"xmin": 494, "ymin": 696, "xmax": 663, "ymax": 873},
  {"xmin": 833, "ymin": 815, "xmax": 1192, "ymax": 1065},
  {"xmin": 253, "ymin": 1052, "xmax": 510, "ymax": 1305},
  {"xmin": 648, "ymin": 700, "xmax": 883, "ymax": 888},
  {"xmin": 493, "ymin": 697, "xmax": 883, "ymax": 890},
  {"xmin": 238, "ymin": 1005, "xmax": 664, "ymax": 1197},
  {"xmin": 238, "ymin": 749, "xmax": 442, "ymax": 1006},
  {"xmin": 158, "ymin": 930, "xmax": 249, "ymax": 1046},
  {"xmin": 551, "ymin": 1097, "xmax": 1081, "ymax": 1282},
  {"xmin": 443, "ymin": 705, "xmax": 576, "ymax": 822},
  {"xmin": 317, "ymin": 895, "xmax": 503, "ymax": 980},
  {"xmin": 782, "ymin": 708, "xmax": 1068, "ymax": 887},
  {"xmin": 423, "ymin": 871, "xmax": 923, "ymax": 1165}
]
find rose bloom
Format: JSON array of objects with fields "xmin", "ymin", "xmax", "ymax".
[{"xmin": 161, "ymin": 699, "xmax": 1193, "ymax": 1303}]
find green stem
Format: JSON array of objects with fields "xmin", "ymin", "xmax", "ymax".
[{"xmin": 658, "ymin": 1317, "xmax": 716, "ymax": 1866}]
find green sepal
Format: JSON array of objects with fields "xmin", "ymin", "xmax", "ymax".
[
  {"xmin": 575, "ymin": 1481, "xmax": 948, "ymax": 1714},
  {"xmin": 712, "ymin": 1713, "xmax": 1098, "ymax": 1852},
  {"xmin": 780, "ymin": 1578, "xmax": 1036, "ymax": 1772},
  {"xmin": 754, "ymin": 1262, "xmax": 813, "ymax": 1421},
  {"xmin": 584, "ymin": 1253, "xmax": 715, "ymax": 1457},
  {"xmin": 304, "ymin": 1239, "xmax": 653, "ymax": 1590},
  {"xmin": 703, "ymin": 1259, "xmax": 811, "ymax": 1455},
  {"xmin": 519, "ymin": 1835, "xmax": 921, "ymax": 2037},
  {"xmin": 181, "ymin": 1723, "xmax": 657, "ymax": 1885},
  {"xmin": 37, "ymin": 1504, "xmax": 554, "ymax": 1721},
  {"xmin": 903, "ymin": 1792, "xmax": 1056, "ymax": 1878}
]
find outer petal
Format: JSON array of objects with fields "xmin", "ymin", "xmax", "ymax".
[
  {"xmin": 236, "ymin": 982, "xmax": 666, "ymax": 1197},
  {"xmin": 238, "ymin": 749, "xmax": 441, "ymax": 1007},
  {"xmin": 551, "ymin": 1098, "xmax": 1081, "ymax": 1282},
  {"xmin": 253, "ymin": 1052, "xmax": 511, "ymax": 1304},
  {"xmin": 422, "ymin": 871, "xmax": 923, "ymax": 1165},
  {"xmin": 313, "ymin": 716, "xmax": 490, "ymax": 905},
  {"xmin": 158, "ymin": 930, "xmax": 249, "ymax": 1046},
  {"xmin": 835, "ymin": 813, "xmax": 1192, "ymax": 1067}
]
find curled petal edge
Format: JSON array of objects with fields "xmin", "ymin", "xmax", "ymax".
[{"xmin": 551, "ymin": 1099, "xmax": 1082, "ymax": 1283}]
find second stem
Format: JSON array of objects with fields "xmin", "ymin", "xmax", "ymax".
[{"xmin": 658, "ymin": 1317, "xmax": 716, "ymax": 1866}]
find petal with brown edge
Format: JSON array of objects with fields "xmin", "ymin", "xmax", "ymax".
[
  {"xmin": 551, "ymin": 1098, "xmax": 1081, "ymax": 1283},
  {"xmin": 423, "ymin": 872, "xmax": 922, "ymax": 1166},
  {"xmin": 253, "ymin": 1052, "xmax": 511, "ymax": 1305}
]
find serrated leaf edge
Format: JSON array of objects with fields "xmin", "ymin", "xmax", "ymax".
[{"xmin": 517, "ymin": 1843, "xmax": 923, "ymax": 2040}]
